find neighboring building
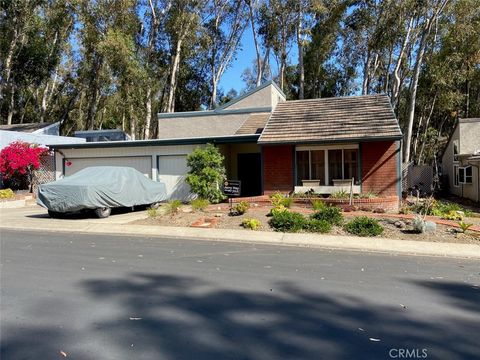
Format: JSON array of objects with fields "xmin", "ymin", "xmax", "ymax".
[
  {"xmin": 49, "ymin": 81, "xmax": 403, "ymax": 207},
  {"xmin": 441, "ymin": 118, "xmax": 480, "ymax": 203},
  {"xmin": 0, "ymin": 122, "xmax": 61, "ymax": 136},
  {"xmin": 74, "ymin": 129, "xmax": 131, "ymax": 142}
]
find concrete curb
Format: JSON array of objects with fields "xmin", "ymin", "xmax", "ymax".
[{"xmin": 2, "ymin": 221, "xmax": 479, "ymax": 259}]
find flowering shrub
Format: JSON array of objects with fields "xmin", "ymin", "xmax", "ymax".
[{"xmin": 0, "ymin": 141, "xmax": 49, "ymax": 190}]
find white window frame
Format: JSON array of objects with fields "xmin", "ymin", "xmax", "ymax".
[
  {"xmin": 295, "ymin": 144, "xmax": 359, "ymax": 185},
  {"xmin": 459, "ymin": 166, "xmax": 473, "ymax": 184}
]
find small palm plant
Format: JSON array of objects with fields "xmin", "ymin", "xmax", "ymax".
[{"xmin": 458, "ymin": 221, "xmax": 473, "ymax": 234}]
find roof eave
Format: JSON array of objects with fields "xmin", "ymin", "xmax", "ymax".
[
  {"xmin": 49, "ymin": 134, "xmax": 261, "ymax": 150},
  {"xmin": 258, "ymin": 135, "xmax": 403, "ymax": 145}
]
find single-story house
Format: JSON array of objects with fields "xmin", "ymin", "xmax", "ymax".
[
  {"xmin": 441, "ymin": 118, "xmax": 480, "ymax": 203},
  {"xmin": 49, "ymin": 81, "xmax": 403, "ymax": 207}
]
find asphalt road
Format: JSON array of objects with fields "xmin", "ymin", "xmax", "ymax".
[{"xmin": 1, "ymin": 230, "xmax": 479, "ymax": 360}]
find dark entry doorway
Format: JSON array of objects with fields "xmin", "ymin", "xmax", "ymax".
[{"xmin": 237, "ymin": 153, "xmax": 262, "ymax": 196}]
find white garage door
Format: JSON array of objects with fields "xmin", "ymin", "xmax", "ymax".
[
  {"xmin": 64, "ymin": 156, "xmax": 152, "ymax": 178},
  {"xmin": 157, "ymin": 155, "xmax": 191, "ymax": 200}
]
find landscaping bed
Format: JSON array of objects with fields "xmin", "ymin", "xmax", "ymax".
[{"xmin": 131, "ymin": 202, "xmax": 480, "ymax": 245}]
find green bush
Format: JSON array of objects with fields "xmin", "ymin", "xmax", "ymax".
[
  {"xmin": 305, "ymin": 219, "xmax": 332, "ymax": 233},
  {"xmin": 242, "ymin": 218, "xmax": 261, "ymax": 230},
  {"xmin": 330, "ymin": 190, "xmax": 349, "ymax": 199},
  {"xmin": 269, "ymin": 211, "xmax": 306, "ymax": 232},
  {"xmin": 270, "ymin": 192, "xmax": 293, "ymax": 208},
  {"xmin": 146, "ymin": 207, "xmax": 158, "ymax": 218},
  {"xmin": 344, "ymin": 216, "xmax": 384, "ymax": 237},
  {"xmin": 185, "ymin": 144, "xmax": 226, "ymax": 203},
  {"xmin": 0, "ymin": 188, "xmax": 15, "ymax": 199},
  {"xmin": 269, "ymin": 205, "xmax": 288, "ymax": 217},
  {"xmin": 458, "ymin": 221, "xmax": 473, "ymax": 233},
  {"xmin": 233, "ymin": 201, "xmax": 250, "ymax": 215},
  {"xmin": 190, "ymin": 198, "xmax": 210, "ymax": 211},
  {"xmin": 442, "ymin": 210, "xmax": 463, "ymax": 221},
  {"xmin": 311, "ymin": 206, "xmax": 344, "ymax": 225},
  {"xmin": 311, "ymin": 199, "xmax": 327, "ymax": 211},
  {"xmin": 356, "ymin": 192, "xmax": 378, "ymax": 199},
  {"xmin": 166, "ymin": 200, "xmax": 182, "ymax": 215}
]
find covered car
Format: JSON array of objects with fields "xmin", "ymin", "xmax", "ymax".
[{"xmin": 37, "ymin": 166, "xmax": 167, "ymax": 218}]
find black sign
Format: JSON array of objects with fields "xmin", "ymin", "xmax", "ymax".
[{"xmin": 223, "ymin": 180, "xmax": 241, "ymax": 197}]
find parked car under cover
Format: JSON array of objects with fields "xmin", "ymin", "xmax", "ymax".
[{"xmin": 37, "ymin": 166, "xmax": 167, "ymax": 218}]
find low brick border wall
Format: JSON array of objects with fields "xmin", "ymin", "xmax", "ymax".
[{"xmin": 293, "ymin": 196, "xmax": 400, "ymax": 213}]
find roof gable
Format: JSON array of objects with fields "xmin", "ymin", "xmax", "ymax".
[{"xmin": 219, "ymin": 81, "xmax": 286, "ymax": 110}]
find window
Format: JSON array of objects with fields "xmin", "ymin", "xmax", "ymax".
[
  {"xmin": 453, "ymin": 140, "xmax": 459, "ymax": 162},
  {"xmin": 296, "ymin": 146, "xmax": 358, "ymax": 186},
  {"xmin": 459, "ymin": 166, "xmax": 473, "ymax": 184},
  {"xmin": 344, "ymin": 149, "xmax": 358, "ymax": 182},
  {"xmin": 311, "ymin": 150, "xmax": 325, "ymax": 184},
  {"xmin": 453, "ymin": 165, "xmax": 459, "ymax": 187},
  {"xmin": 296, "ymin": 151, "xmax": 309, "ymax": 186}
]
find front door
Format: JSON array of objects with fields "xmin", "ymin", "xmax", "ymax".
[{"xmin": 237, "ymin": 153, "xmax": 261, "ymax": 196}]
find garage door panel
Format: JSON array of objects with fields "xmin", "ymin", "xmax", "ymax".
[
  {"xmin": 64, "ymin": 156, "xmax": 152, "ymax": 178},
  {"xmin": 157, "ymin": 155, "xmax": 191, "ymax": 200}
]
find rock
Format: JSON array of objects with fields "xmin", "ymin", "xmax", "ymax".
[
  {"xmin": 373, "ymin": 207, "xmax": 386, "ymax": 213},
  {"xmin": 424, "ymin": 221, "xmax": 437, "ymax": 233},
  {"xmin": 214, "ymin": 213, "xmax": 223, "ymax": 217},
  {"xmin": 394, "ymin": 221, "xmax": 406, "ymax": 229}
]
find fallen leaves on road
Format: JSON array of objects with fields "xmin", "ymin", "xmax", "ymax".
[
  {"xmin": 59, "ymin": 350, "xmax": 68, "ymax": 357},
  {"xmin": 129, "ymin": 317, "xmax": 142, "ymax": 320},
  {"xmin": 369, "ymin": 338, "xmax": 381, "ymax": 342},
  {"xmin": 400, "ymin": 304, "xmax": 407, "ymax": 309}
]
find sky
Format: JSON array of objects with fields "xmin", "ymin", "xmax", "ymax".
[{"xmin": 217, "ymin": 28, "xmax": 298, "ymax": 95}]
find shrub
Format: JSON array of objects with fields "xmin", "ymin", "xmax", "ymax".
[
  {"xmin": 269, "ymin": 205, "xmax": 289, "ymax": 217},
  {"xmin": 190, "ymin": 198, "xmax": 210, "ymax": 211},
  {"xmin": 458, "ymin": 221, "xmax": 473, "ymax": 233},
  {"xmin": 305, "ymin": 219, "xmax": 332, "ymax": 233},
  {"xmin": 0, "ymin": 141, "xmax": 49, "ymax": 190},
  {"xmin": 166, "ymin": 200, "xmax": 182, "ymax": 215},
  {"xmin": 270, "ymin": 192, "xmax": 292, "ymax": 208},
  {"xmin": 242, "ymin": 218, "xmax": 261, "ymax": 230},
  {"xmin": 147, "ymin": 207, "xmax": 158, "ymax": 218},
  {"xmin": 344, "ymin": 216, "xmax": 384, "ymax": 237},
  {"xmin": 185, "ymin": 144, "xmax": 226, "ymax": 203},
  {"xmin": 356, "ymin": 191, "xmax": 378, "ymax": 199},
  {"xmin": 330, "ymin": 190, "xmax": 349, "ymax": 199},
  {"xmin": 0, "ymin": 188, "xmax": 15, "ymax": 199},
  {"xmin": 442, "ymin": 210, "xmax": 463, "ymax": 221},
  {"xmin": 232, "ymin": 201, "xmax": 250, "ymax": 215},
  {"xmin": 311, "ymin": 199, "xmax": 327, "ymax": 211},
  {"xmin": 311, "ymin": 206, "xmax": 344, "ymax": 225},
  {"xmin": 269, "ymin": 211, "xmax": 306, "ymax": 232}
]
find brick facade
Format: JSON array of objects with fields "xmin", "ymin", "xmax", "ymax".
[
  {"xmin": 262, "ymin": 145, "xmax": 294, "ymax": 194},
  {"xmin": 361, "ymin": 141, "xmax": 400, "ymax": 197}
]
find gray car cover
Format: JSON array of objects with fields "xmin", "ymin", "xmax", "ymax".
[{"xmin": 37, "ymin": 166, "xmax": 167, "ymax": 212}]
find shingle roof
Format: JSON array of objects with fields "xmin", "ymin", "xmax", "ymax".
[
  {"xmin": 0, "ymin": 122, "xmax": 55, "ymax": 133},
  {"xmin": 258, "ymin": 94, "xmax": 402, "ymax": 144},
  {"xmin": 235, "ymin": 113, "xmax": 270, "ymax": 135}
]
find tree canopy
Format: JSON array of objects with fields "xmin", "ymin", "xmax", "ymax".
[{"xmin": 1, "ymin": 0, "xmax": 479, "ymax": 165}]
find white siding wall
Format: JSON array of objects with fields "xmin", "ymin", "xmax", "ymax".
[{"xmin": 55, "ymin": 144, "xmax": 202, "ymax": 200}]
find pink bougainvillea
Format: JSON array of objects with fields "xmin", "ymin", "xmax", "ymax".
[{"xmin": 0, "ymin": 141, "xmax": 49, "ymax": 181}]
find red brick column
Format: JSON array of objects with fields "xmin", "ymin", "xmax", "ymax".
[
  {"xmin": 262, "ymin": 145, "xmax": 294, "ymax": 194},
  {"xmin": 361, "ymin": 141, "xmax": 400, "ymax": 198}
]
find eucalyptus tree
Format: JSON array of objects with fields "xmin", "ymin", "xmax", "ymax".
[{"xmin": 204, "ymin": 0, "xmax": 247, "ymax": 108}]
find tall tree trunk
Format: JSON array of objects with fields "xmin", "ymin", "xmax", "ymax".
[
  {"xmin": 247, "ymin": 0, "xmax": 262, "ymax": 86},
  {"xmin": 7, "ymin": 83, "xmax": 15, "ymax": 125},
  {"xmin": 166, "ymin": 38, "xmax": 183, "ymax": 113},
  {"xmin": 145, "ymin": 87, "xmax": 153, "ymax": 139},
  {"xmin": 296, "ymin": 2, "xmax": 304, "ymax": 99},
  {"xmin": 404, "ymin": 19, "xmax": 431, "ymax": 165},
  {"xmin": 130, "ymin": 104, "xmax": 136, "ymax": 140},
  {"xmin": 392, "ymin": 16, "xmax": 414, "ymax": 108},
  {"xmin": 362, "ymin": 50, "xmax": 372, "ymax": 95},
  {"xmin": 0, "ymin": 27, "xmax": 18, "ymax": 101}
]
